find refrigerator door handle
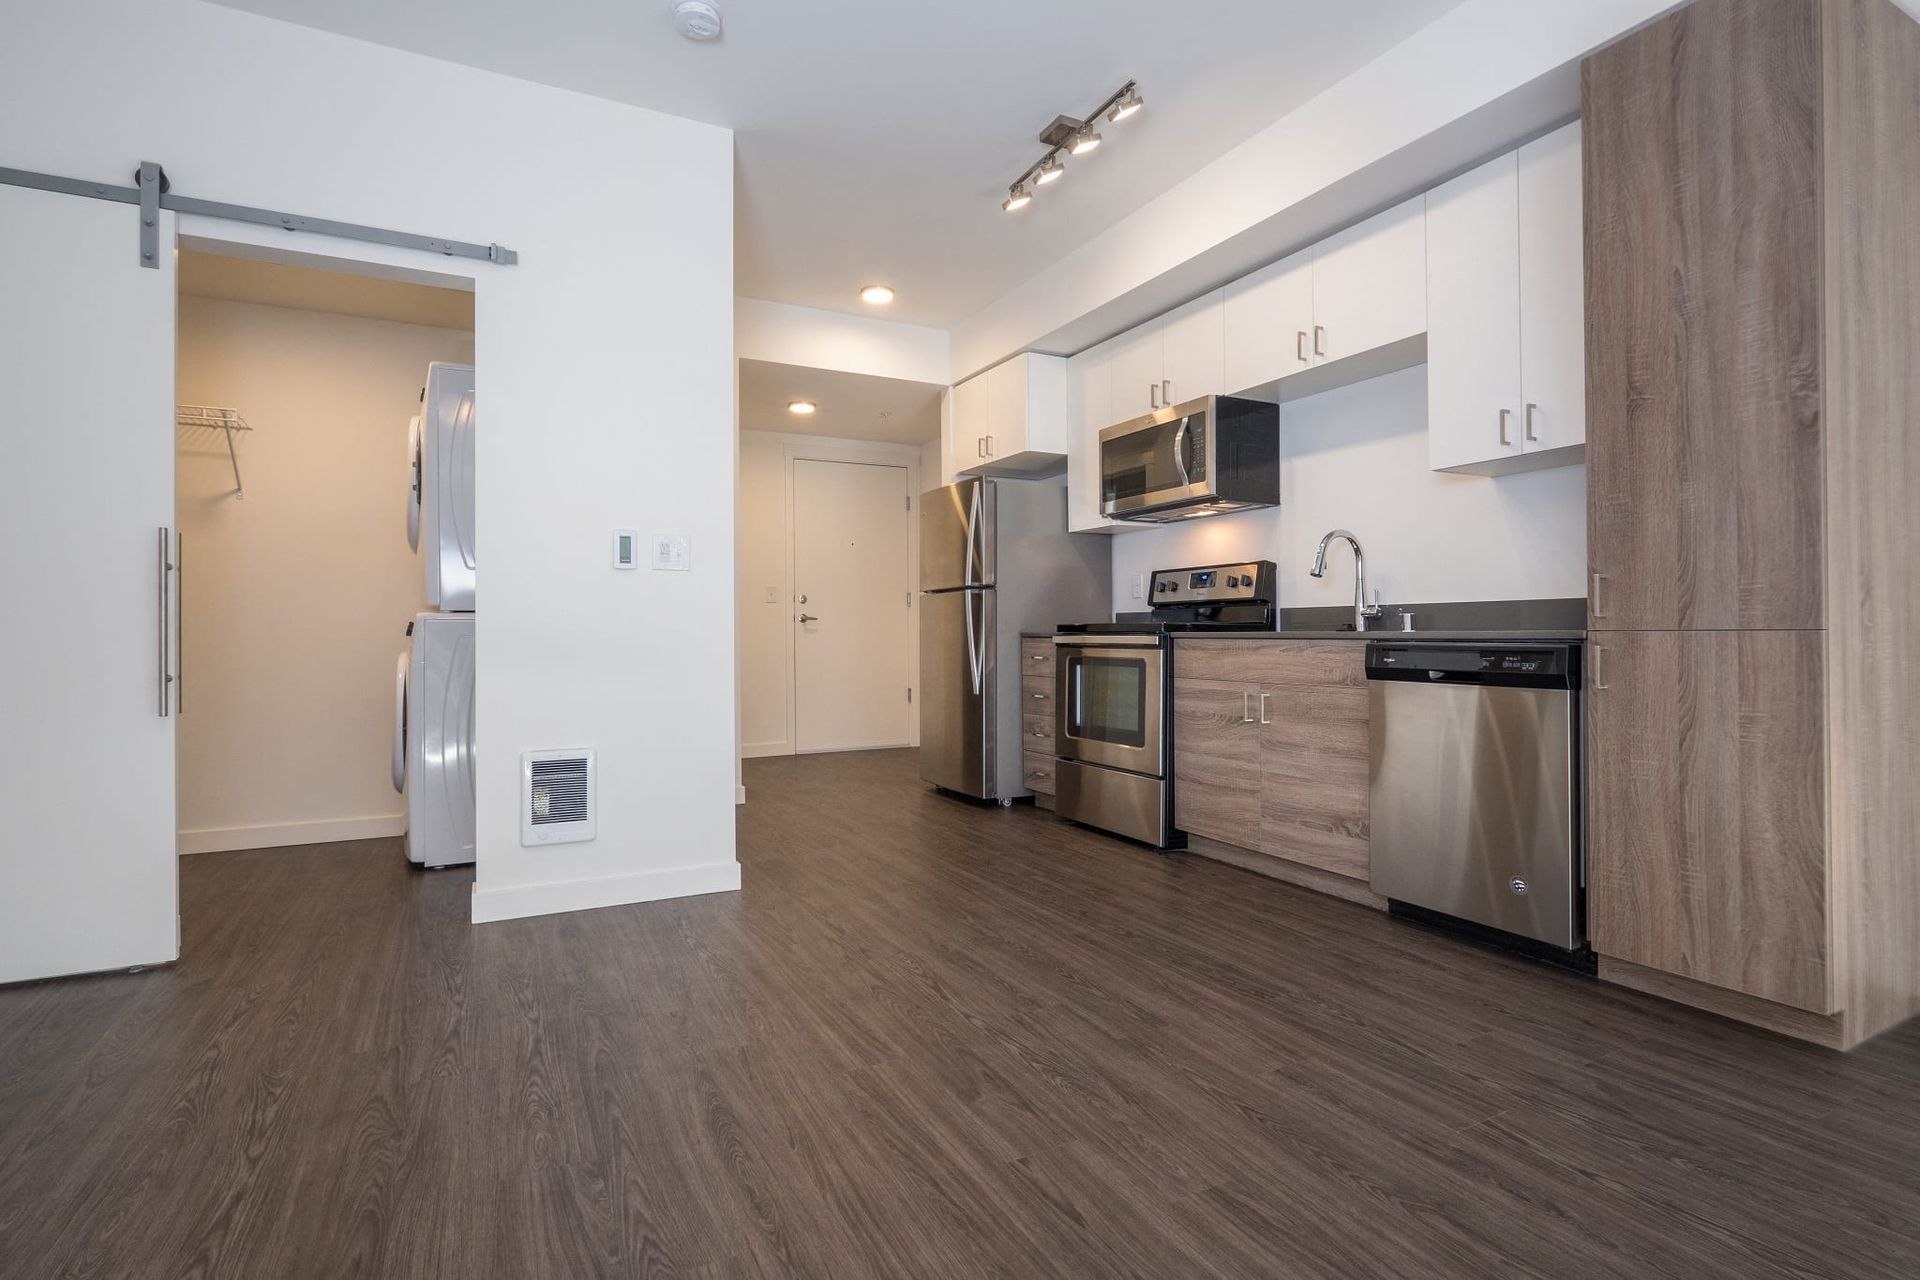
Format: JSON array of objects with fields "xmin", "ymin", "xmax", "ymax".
[
  {"xmin": 966, "ymin": 479, "xmax": 982, "ymax": 585},
  {"xmin": 964, "ymin": 590, "xmax": 981, "ymax": 695}
]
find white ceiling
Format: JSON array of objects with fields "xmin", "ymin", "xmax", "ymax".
[
  {"xmin": 209, "ymin": 1, "xmax": 1464, "ymax": 329},
  {"xmin": 738, "ymin": 360, "xmax": 941, "ymax": 444}
]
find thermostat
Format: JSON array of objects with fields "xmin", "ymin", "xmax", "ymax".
[{"xmin": 612, "ymin": 529, "xmax": 638, "ymax": 569}]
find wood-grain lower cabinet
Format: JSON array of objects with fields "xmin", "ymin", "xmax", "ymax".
[
  {"xmin": 1020, "ymin": 637, "xmax": 1057, "ymax": 797},
  {"xmin": 1172, "ymin": 641, "xmax": 1369, "ymax": 881},
  {"xmin": 1587, "ymin": 631, "xmax": 1830, "ymax": 1012}
]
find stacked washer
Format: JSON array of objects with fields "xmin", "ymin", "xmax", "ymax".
[{"xmin": 392, "ymin": 362, "xmax": 477, "ymax": 868}]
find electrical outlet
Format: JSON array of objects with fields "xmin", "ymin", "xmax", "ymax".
[{"xmin": 764, "ymin": 586, "xmax": 777, "ymax": 604}]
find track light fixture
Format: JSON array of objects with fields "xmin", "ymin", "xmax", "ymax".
[{"xmin": 999, "ymin": 80, "xmax": 1142, "ymax": 213}]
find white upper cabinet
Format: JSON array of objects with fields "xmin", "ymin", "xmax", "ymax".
[
  {"xmin": 1515, "ymin": 121, "xmax": 1585, "ymax": 462},
  {"xmin": 953, "ymin": 352, "xmax": 1069, "ymax": 478},
  {"xmin": 1108, "ymin": 316, "xmax": 1164, "ymax": 421},
  {"xmin": 1067, "ymin": 340, "xmax": 1122, "ymax": 533},
  {"xmin": 1428, "ymin": 120, "xmax": 1584, "ymax": 475},
  {"xmin": 1158, "ymin": 289, "xmax": 1225, "ymax": 408},
  {"xmin": 1222, "ymin": 249, "xmax": 1313, "ymax": 394},
  {"xmin": 1309, "ymin": 196, "xmax": 1426, "ymax": 367}
]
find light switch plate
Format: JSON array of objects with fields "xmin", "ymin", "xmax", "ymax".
[
  {"xmin": 1132, "ymin": 573, "xmax": 1145, "ymax": 599},
  {"xmin": 651, "ymin": 532, "xmax": 691, "ymax": 572}
]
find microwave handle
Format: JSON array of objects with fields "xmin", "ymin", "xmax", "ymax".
[{"xmin": 1172, "ymin": 418, "xmax": 1190, "ymax": 488}]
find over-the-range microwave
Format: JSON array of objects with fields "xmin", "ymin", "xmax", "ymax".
[{"xmin": 1099, "ymin": 395, "xmax": 1280, "ymax": 522}]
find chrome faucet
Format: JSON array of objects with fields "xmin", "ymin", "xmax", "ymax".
[{"xmin": 1310, "ymin": 529, "xmax": 1384, "ymax": 632}]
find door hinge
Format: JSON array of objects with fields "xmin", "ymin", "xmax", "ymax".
[
  {"xmin": 905, "ymin": 495, "xmax": 912, "ymax": 511},
  {"xmin": 907, "ymin": 687, "xmax": 913, "ymax": 703}
]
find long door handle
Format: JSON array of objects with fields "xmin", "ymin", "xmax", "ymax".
[
  {"xmin": 157, "ymin": 527, "xmax": 173, "ymax": 717},
  {"xmin": 174, "ymin": 532, "xmax": 184, "ymax": 715},
  {"xmin": 1592, "ymin": 645, "xmax": 1607, "ymax": 692},
  {"xmin": 1591, "ymin": 572, "xmax": 1607, "ymax": 619}
]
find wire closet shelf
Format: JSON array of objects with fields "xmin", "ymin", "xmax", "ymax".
[{"xmin": 175, "ymin": 405, "xmax": 252, "ymax": 498}]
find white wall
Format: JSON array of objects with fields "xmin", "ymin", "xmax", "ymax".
[
  {"xmin": 1108, "ymin": 366, "xmax": 1586, "ymax": 610},
  {"xmin": 737, "ymin": 430, "xmax": 924, "ymax": 757},
  {"xmin": 5, "ymin": 0, "xmax": 738, "ymax": 922},
  {"xmin": 174, "ymin": 296, "xmax": 471, "ymax": 853},
  {"xmin": 737, "ymin": 298, "xmax": 950, "ymax": 384}
]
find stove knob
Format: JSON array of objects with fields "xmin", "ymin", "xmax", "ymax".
[{"xmin": 1226, "ymin": 574, "xmax": 1240, "ymax": 588}]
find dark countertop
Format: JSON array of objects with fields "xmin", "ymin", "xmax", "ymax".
[{"xmin": 1178, "ymin": 629, "xmax": 1587, "ymax": 643}]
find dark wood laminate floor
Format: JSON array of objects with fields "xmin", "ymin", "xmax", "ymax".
[{"xmin": 3, "ymin": 750, "xmax": 1918, "ymax": 1278}]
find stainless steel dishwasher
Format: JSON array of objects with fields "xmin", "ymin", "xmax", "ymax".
[{"xmin": 1365, "ymin": 641, "xmax": 1586, "ymax": 957}]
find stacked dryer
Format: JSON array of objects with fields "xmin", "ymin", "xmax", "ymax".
[{"xmin": 393, "ymin": 362, "xmax": 477, "ymax": 868}]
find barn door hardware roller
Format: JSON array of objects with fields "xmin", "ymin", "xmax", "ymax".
[{"xmin": 0, "ymin": 160, "xmax": 519, "ymax": 268}]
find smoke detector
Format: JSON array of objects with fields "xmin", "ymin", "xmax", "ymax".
[{"xmin": 671, "ymin": 0, "xmax": 722, "ymax": 41}]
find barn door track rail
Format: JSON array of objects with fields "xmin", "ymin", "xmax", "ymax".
[{"xmin": 0, "ymin": 161, "xmax": 518, "ymax": 268}]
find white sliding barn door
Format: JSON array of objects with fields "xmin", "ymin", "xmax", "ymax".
[{"xmin": 0, "ymin": 184, "xmax": 179, "ymax": 983}]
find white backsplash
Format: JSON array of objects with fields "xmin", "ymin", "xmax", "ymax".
[{"xmin": 1107, "ymin": 365, "xmax": 1587, "ymax": 612}]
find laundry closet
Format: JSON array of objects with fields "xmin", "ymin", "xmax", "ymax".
[{"xmin": 173, "ymin": 251, "xmax": 476, "ymax": 868}]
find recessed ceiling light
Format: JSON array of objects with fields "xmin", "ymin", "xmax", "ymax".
[
  {"xmin": 1108, "ymin": 86, "xmax": 1144, "ymax": 123},
  {"xmin": 671, "ymin": 0, "xmax": 722, "ymax": 41},
  {"xmin": 1002, "ymin": 184, "xmax": 1032, "ymax": 213},
  {"xmin": 1035, "ymin": 154, "xmax": 1066, "ymax": 185},
  {"xmin": 859, "ymin": 284, "xmax": 895, "ymax": 305},
  {"xmin": 1070, "ymin": 129, "xmax": 1102, "ymax": 156},
  {"xmin": 788, "ymin": 400, "xmax": 816, "ymax": 416}
]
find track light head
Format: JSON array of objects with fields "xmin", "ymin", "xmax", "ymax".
[
  {"xmin": 1069, "ymin": 129, "xmax": 1102, "ymax": 156},
  {"xmin": 1035, "ymin": 154, "xmax": 1066, "ymax": 185},
  {"xmin": 1002, "ymin": 184, "xmax": 1032, "ymax": 212},
  {"xmin": 1109, "ymin": 86, "xmax": 1144, "ymax": 122}
]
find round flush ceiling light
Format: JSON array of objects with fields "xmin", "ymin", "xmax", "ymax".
[
  {"xmin": 671, "ymin": 0, "xmax": 722, "ymax": 41},
  {"xmin": 859, "ymin": 284, "xmax": 895, "ymax": 305},
  {"xmin": 787, "ymin": 399, "xmax": 816, "ymax": 416}
]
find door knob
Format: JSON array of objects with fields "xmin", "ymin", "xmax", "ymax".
[{"xmin": 797, "ymin": 613, "xmax": 818, "ymax": 624}]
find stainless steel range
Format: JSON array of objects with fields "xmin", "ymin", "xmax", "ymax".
[{"xmin": 1054, "ymin": 561, "xmax": 1277, "ymax": 848}]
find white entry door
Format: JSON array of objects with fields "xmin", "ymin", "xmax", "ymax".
[
  {"xmin": 791, "ymin": 459, "xmax": 912, "ymax": 752},
  {"xmin": 0, "ymin": 183, "xmax": 180, "ymax": 983}
]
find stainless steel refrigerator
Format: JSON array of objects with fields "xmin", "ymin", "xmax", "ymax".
[{"xmin": 920, "ymin": 478, "xmax": 1111, "ymax": 801}]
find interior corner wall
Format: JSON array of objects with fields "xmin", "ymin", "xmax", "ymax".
[
  {"xmin": 174, "ymin": 297, "xmax": 470, "ymax": 854},
  {"xmin": 5, "ymin": 0, "xmax": 738, "ymax": 923}
]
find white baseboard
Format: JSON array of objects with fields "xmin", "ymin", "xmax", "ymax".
[
  {"xmin": 741, "ymin": 741, "xmax": 790, "ymax": 759},
  {"xmin": 178, "ymin": 813, "xmax": 406, "ymax": 855},
  {"xmin": 470, "ymin": 860, "xmax": 742, "ymax": 924}
]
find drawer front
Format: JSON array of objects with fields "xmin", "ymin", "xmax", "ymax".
[
  {"xmin": 1022, "ymin": 710, "xmax": 1055, "ymax": 747},
  {"xmin": 1021, "ymin": 674, "xmax": 1056, "ymax": 706},
  {"xmin": 1023, "ymin": 749, "xmax": 1056, "ymax": 795},
  {"xmin": 1021, "ymin": 638, "xmax": 1057, "ymax": 680},
  {"xmin": 1174, "ymin": 639, "xmax": 1366, "ymax": 689}
]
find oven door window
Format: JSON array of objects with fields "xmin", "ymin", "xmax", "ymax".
[
  {"xmin": 1102, "ymin": 415, "xmax": 1206, "ymax": 505},
  {"xmin": 1068, "ymin": 656, "xmax": 1149, "ymax": 748}
]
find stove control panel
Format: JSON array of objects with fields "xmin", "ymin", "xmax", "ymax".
[{"xmin": 1150, "ymin": 561, "xmax": 1275, "ymax": 605}]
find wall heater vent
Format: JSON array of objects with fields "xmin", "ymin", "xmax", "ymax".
[{"xmin": 521, "ymin": 749, "xmax": 596, "ymax": 846}]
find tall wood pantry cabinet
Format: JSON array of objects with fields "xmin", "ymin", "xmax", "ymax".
[{"xmin": 1582, "ymin": 0, "xmax": 1920, "ymax": 1048}]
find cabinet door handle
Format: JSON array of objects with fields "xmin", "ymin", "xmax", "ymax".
[
  {"xmin": 1313, "ymin": 324, "xmax": 1326, "ymax": 358},
  {"xmin": 1592, "ymin": 645, "xmax": 1608, "ymax": 692},
  {"xmin": 1591, "ymin": 572, "xmax": 1607, "ymax": 619},
  {"xmin": 1258, "ymin": 692, "xmax": 1271, "ymax": 725},
  {"xmin": 1498, "ymin": 408, "xmax": 1512, "ymax": 447},
  {"xmin": 1149, "ymin": 382, "xmax": 1160, "ymax": 411},
  {"xmin": 1525, "ymin": 402, "xmax": 1539, "ymax": 443},
  {"xmin": 1241, "ymin": 691, "xmax": 1253, "ymax": 723},
  {"xmin": 1296, "ymin": 330, "xmax": 1309, "ymax": 364},
  {"xmin": 157, "ymin": 527, "xmax": 173, "ymax": 717},
  {"xmin": 1162, "ymin": 378, "xmax": 1172, "ymax": 406},
  {"xmin": 986, "ymin": 435, "xmax": 995, "ymax": 456}
]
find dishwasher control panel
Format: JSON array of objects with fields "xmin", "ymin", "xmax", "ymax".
[{"xmin": 1366, "ymin": 643, "xmax": 1577, "ymax": 688}]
